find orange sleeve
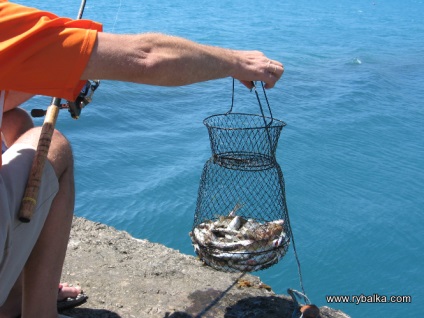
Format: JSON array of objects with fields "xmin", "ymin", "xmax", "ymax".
[{"xmin": 0, "ymin": 1, "xmax": 103, "ymax": 100}]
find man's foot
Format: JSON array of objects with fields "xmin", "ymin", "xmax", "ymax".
[
  {"xmin": 58, "ymin": 283, "xmax": 81, "ymax": 301},
  {"xmin": 57, "ymin": 283, "xmax": 88, "ymax": 311}
]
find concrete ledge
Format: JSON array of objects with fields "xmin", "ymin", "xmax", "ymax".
[{"xmin": 61, "ymin": 217, "xmax": 350, "ymax": 318}]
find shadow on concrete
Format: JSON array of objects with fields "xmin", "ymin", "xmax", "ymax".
[
  {"xmin": 224, "ymin": 295, "xmax": 293, "ymax": 318},
  {"xmin": 164, "ymin": 272, "xmax": 294, "ymax": 318},
  {"xmin": 164, "ymin": 295, "xmax": 292, "ymax": 318},
  {"xmin": 61, "ymin": 307, "xmax": 123, "ymax": 318}
]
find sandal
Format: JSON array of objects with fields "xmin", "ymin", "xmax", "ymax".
[{"xmin": 57, "ymin": 284, "xmax": 88, "ymax": 311}]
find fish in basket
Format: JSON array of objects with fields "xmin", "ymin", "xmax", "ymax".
[{"xmin": 190, "ymin": 204, "xmax": 290, "ymax": 272}]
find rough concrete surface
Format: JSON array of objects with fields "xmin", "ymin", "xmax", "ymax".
[{"xmin": 60, "ymin": 217, "xmax": 350, "ymax": 318}]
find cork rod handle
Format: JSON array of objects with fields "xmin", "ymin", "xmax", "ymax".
[{"xmin": 18, "ymin": 100, "xmax": 60, "ymax": 223}]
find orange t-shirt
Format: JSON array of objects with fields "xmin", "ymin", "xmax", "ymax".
[
  {"xmin": 0, "ymin": 1, "xmax": 102, "ymax": 167},
  {"xmin": 0, "ymin": 1, "xmax": 103, "ymax": 101}
]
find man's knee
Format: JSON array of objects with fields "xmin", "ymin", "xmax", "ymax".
[
  {"xmin": 2, "ymin": 108, "xmax": 34, "ymax": 146},
  {"xmin": 14, "ymin": 127, "xmax": 74, "ymax": 178},
  {"xmin": 48, "ymin": 129, "xmax": 74, "ymax": 178}
]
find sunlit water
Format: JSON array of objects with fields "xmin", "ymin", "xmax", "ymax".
[{"xmin": 15, "ymin": 0, "xmax": 424, "ymax": 316}]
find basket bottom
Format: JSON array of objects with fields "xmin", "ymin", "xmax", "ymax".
[
  {"xmin": 190, "ymin": 215, "xmax": 290, "ymax": 272},
  {"xmin": 193, "ymin": 243, "xmax": 288, "ymax": 272}
]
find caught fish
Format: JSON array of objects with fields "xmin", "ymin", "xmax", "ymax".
[
  {"xmin": 212, "ymin": 216, "xmax": 233, "ymax": 228},
  {"xmin": 241, "ymin": 218, "xmax": 262, "ymax": 231},
  {"xmin": 241, "ymin": 220, "xmax": 284, "ymax": 241},
  {"xmin": 272, "ymin": 231, "xmax": 287, "ymax": 248},
  {"xmin": 228, "ymin": 202, "xmax": 243, "ymax": 217},
  {"xmin": 190, "ymin": 213, "xmax": 289, "ymax": 272},
  {"xmin": 208, "ymin": 251, "xmax": 252, "ymax": 261},
  {"xmin": 211, "ymin": 228, "xmax": 240, "ymax": 238},
  {"xmin": 227, "ymin": 215, "xmax": 244, "ymax": 230},
  {"xmin": 208, "ymin": 239, "xmax": 254, "ymax": 251},
  {"xmin": 191, "ymin": 227, "xmax": 215, "ymax": 246}
]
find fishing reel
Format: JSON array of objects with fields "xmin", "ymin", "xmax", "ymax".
[{"xmin": 31, "ymin": 79, "xmax": 100, "ymax": 119}]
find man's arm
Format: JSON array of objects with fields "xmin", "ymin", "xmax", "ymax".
[{"xmin": 81, "ymin": 33, "xmax": 283, "ymax": 89}]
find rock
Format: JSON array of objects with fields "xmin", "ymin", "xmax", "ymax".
[{"xmin": 61, "ymin": 217, "xmax": 349, "ymax": 318}]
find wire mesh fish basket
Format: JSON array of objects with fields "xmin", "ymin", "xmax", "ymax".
[{"xmin": 190, "ymin": 81, "xmax": 292, "ymax": 272}]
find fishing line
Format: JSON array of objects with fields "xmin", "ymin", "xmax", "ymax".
[
  {"xmin": 78, "ymin": 0, "xmax": 122, "ymax": 32},
  {"xmin": 111, "ymin": 0, "xmax": 122, "ymax": 32}
]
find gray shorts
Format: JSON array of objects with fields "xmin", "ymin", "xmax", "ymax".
[{"xmin": 0, "ymin": 143, "xmax": 59, "ymax": 305}]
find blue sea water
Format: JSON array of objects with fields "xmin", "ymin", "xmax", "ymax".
[{"xmin": 15, "ymin": 0, "xmax": 424, "ymax": 316}]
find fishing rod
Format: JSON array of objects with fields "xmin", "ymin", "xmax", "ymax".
[{"xmin": 18, "ymin": 0, "xmax": 100, "ymax": 222}]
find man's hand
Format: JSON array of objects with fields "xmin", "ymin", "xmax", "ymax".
[{"xmin": 231, "ymin": 50, "xmax": 284, "ymax": 89}]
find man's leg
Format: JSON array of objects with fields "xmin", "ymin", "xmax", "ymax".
[{"xmin": 0, "ymin": 108, "xmax": 76, "ymax": 318}]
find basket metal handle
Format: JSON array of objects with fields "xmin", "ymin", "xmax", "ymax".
[{"xmin": 226, "ymin": 79, "xmax": 274, "ymax": 127}]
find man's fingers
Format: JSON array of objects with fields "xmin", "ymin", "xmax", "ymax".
[
  {"xmin": 263, "ymin": 60, "xmax": 284, "ymax": 89},
  {"xmin": 233, "ymin": 52, "xmax": 284, "ymax": 90}
]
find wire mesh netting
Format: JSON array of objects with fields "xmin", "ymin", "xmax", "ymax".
[
  {"xmin": 205, "ymin": 113, "xmax": 283, "ymax": 170},
  {"xmin": 190, "ymin": 83, "xmax": 292, "ymax": 272}
]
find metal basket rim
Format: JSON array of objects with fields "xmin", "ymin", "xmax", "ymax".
[{"xmin": 203, "ymin": 113, "xmax": 286, "ymax": 130}]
